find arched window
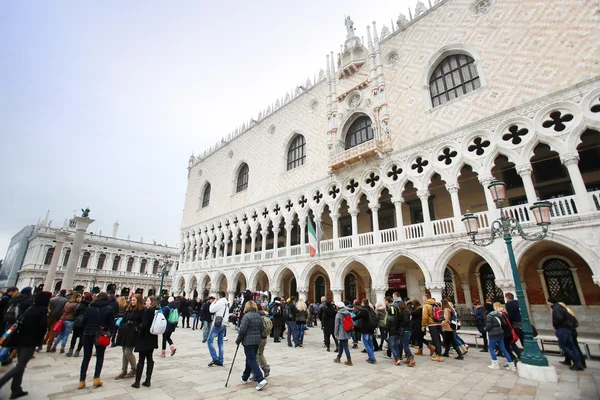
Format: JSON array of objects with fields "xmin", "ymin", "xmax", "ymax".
[
  {"xmin": 479, "ymin": 264, "xmax": 504, "ymax": 303},
  {"xmin": 442, "ymin": 268, "xmax": 455, "ymax": 303},
  {"xmin": 112, "ymin": 256, "xmax": 120, "ymax": 271},
  {"xmin": 140, "ymin": 259, "xmax": 147, "ymax": 274},
  {"xmin": 287, "ymin": 135, "xmax": 306, "ymax": 170},
  {"xmin": 430, "ymin": 54, "xmax": 480, "ymax": 107},
  {"xmin": 289, "ymin": 277, "xmax": 298, "ymax": 299},
  {"xmin": 315, "ymin": 276, "xmax": 326, "ymax": 301},
  {"xmin": 152, "ymin": 260, "xmax": 159, "ymax": 275},
  {"xmin": 127, "ymin": 257, "xmax": 134, "ymax": 272},
  {"xmin": 97, "ymin": 254, "xmax": 106, "ymax": 269},
  {"xmin": 44, "ymin": 247, "xmax": 55, "ymax": 265},
  {"xmin": 202, "ymin": 183, "xmax": 211, "ymax": 208},
  {"xmin": 63, "ymin": 249, "xmax": 71, "ymax": 266},
  {"xmin": 344, "ymin": 274, "xmax": 357, "ymax": 301},
  {"xmin": 236, "ymin": 163, "xmax": 249, "ymax": 193},
  {"xmin": 80, "ymin": 252, "xmax": 91, "ymax": 269},
  {"xmin": 543, "ymin": 259, "xmax": 580, "ymax": 305},
  {"xmin": 345, "ymin": 116, "xmax": 374, "ymax": 150}
]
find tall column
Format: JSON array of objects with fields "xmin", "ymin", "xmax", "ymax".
[
  {"xmin": 62, "ymin": 216, "xmax": 95, "ymax": 291},
  {"xmin": 299, "ymin": 217, "xmax": 306, "ymax": 255},
  {"xmin": 350, "ymin": 209, "xmax": 358, "ymax": 247},
  {"xmin": 446, "ymin": 183, "xmax": 465, "ymax": 232},
  {"xmin": 331, "ymin": 213, "xmax": 339, "ymax": 250},
  {"xmin": 479, "ymin": 175, "xmax": 498, "ymax": 217},
  {"xmin": 516, "ymin": 164, "xmax": 538, "ymax": 205},
  {"xmin": 227, "ymin": 290, "xmax": 235, "ymax": 304},
  {"xmin": 461, "ymin": 283, "xmax": 473, "ymax": 307},
  {"xmin": 240, "ymin": 234, "xmax": 247, "ymax": 257},
  {"xmin": 371, "ymin": 205, "xmax": 380, "ymax": 244},
  {"xmin": 393, "ymin": 199, "xmax": 405, "ymax": 240},
  {"xmin": 44, "ymin": 231, "xmax": 71, "ymax": 292},
  {"xmin": 331, "ymin": 288, "xmax": 343, "ymax": 303},
  {"xmin": 285, "ymin": 223, "xmax": 292, "ymax": 255},
  {"xmin": 133, "ymin": 256, "xmax": 141, "ymax": 274},
  {"xmin": 250, "ymin": 232, "xmax": 257, "ymax": 255},
  {"xmin": 562, "ymin": 153, "xmax": 593, "ymax": 212},
  {"xmin": 261, "ymin": 229, "xmax": 268, "ymax": 258},
  {"xmin": 223, "ymin": 239, "xmax": 229, "ymax": 261},
  {"xmin": 418, "ymin": 190, "xmax": 432, "ymax": 236},
  {"xmin": 231, "ymin": 233, "xmax": 237, "ymax": 258},
  {"xmin": 273, "ymin": 228, "xmax": 280, "ymax": 257}
]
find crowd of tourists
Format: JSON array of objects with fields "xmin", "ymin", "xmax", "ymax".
[{"xmin": 0, "ymin": 285, "xmax": 588, "ymax": 398}]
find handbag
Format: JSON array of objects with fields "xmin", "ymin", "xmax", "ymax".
[
  {"xmin": 53, "ymin": 319, "xmax": 64, "ymax": 333},
  {"xmin": 213, "ymin": 305, "xmax": 227, "ymax": 328},
  {"xmin": 93, "ymin": 307, "xmax": 111, "ymax": 347},
  {"xmin": 502, "ymin": 312, "xmax": 519, "ymax": 344},
  {"xmin": 115, "ymin": 317, "xmax": 124, "ymax": 327}
]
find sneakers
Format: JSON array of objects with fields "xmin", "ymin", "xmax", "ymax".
[
  {"xmin": 160, "ymin": 350, "xmax": 166, "ymax": 358},
  {"xmin": 208, "ymin": 361, "xmax": 217, "ymax": 367},
  {"xmin": 394, "ymin": 359, "xmax": 402, "ymax": 366},
  {"xmin": 241, "ymin": 377, "xmax": 249, "ymax": 384},
  {"xmin": 366, "ymin": 359, "xmax": 376, "ymax": 364},
  {"xmin": 224, "ymin": 337, "xmax": 228, "ymax": 341},
  {"xmin": 488, "ymin": 360, "xmax": 500, "ymax": 370},
  {"xmin": 256, "ymin": 379, "xmax": 267, "ymax": 391}
]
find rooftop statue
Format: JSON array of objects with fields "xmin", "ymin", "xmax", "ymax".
[
  {"xmin": 345, "ymin": 16, "xmax": 355, "ymax": 39},
  {"xmin": 81, "ymin": 207, "xmax": 91, "ymax": 218}
]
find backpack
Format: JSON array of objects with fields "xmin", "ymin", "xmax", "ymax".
[
  {"xmin": 343, "ymin": 314, "xmax": 354, "ymax": 332},
  {"xmin": 269, "ymin": 303, "xmax": 282, "ymax": 318},
  {"xmin": 366, "ymin": 308, "xmax": 378, "ymax": 331},
  {"xmin": 431, "ymin": 304, "xmax": 444, "ymax": 323},
  {"xmin": 261, "ymin": 315, "xmax": 273, "ymax": 339},
  {"xmin": 3, "ymin": 303, "xmax": 19, "ymax": 323},
  {"xmin": 168, "ymin": 307, "xmax": 179, "ymax": 324},
  {"xmin": 150, "ymin": 309, "xmax": 167, "ymax": 335}
]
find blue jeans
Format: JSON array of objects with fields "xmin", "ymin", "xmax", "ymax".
[
  {"xmin": 337, "ymin": 339, "xmax": 351, "ymax": 360},
  {"xmin": 203, "ymin": 320, "xmax": 212, "ymax": 341},
  {"xmin": 389, "ymin": 335, "xmax": 401, "ymax": 361},
  {"xmin": 53, "ymin": 320, "xmax": 74, "ymax": 349},
  {"xmin": 241, "ymin": 344, "xmax": 264, "ymax": 383},
  {"xmin": 193, "ymin": 313, "xmax": 200, "ymax": 329},
  {"xmin": 454, "ymin": 331, "xmax": 465, "ymax": 346},
  {"xmin": 286, "ymin": 321, "xmax": 297, "ymax": 346},
  {"xmin": 295, "ymin": 323, "xmax": 306, "ymax": 345},
  {"xmin": 79, "ymin": 334, "xmax": 106, "ymax": 381},
  {"xmin": 401, "ymin": 330, "xmax": 413, "ymax": 358},
  {"xmin": 361, "ymin": 333, "xmax": 376, "ymax": 361},
  {"xmin": 207, "ymin": 324, "xmax": 226, "ymax": 363},
  {"xmin": 488, "ymin": 337, "xmax": 512, "ymax": 362},
  {"xmin": 556, "ymin": 328, "xmax": 582, "ymax": 364}
]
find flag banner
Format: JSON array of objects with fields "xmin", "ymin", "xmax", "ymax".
[{"xmin": 307, "ymin": 218, "xmax": 318, "ymax": 257}]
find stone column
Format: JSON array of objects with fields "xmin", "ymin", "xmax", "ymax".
[
  {"xmin": 562, "ymin": 153, "xmax": 593, "ymax": 212},
  {"xmin": 446, "ymin": 183, "xmax": 464, "ymax": 232},
  {"xmin": 240, "ymin": 234, "xmax": 247, "ymax": 257},
  {"xmin": 393, "ymin": 199, "xmax": 405, "ymax": 240},
  {"xmin": 371, "ymin": 205, "xmax": 380, "ymax": 244},
  {"xmin": 297, "ymin": 287, "xmax": 309, "ymax": 301},
  {"xmin": 227, "ymin": 290, "xmax": 235, "ymax": 304},
  {"xmin": 373, "ymin": 285, "xmax": 388, "ymax": 305},
  {"xmin": 89, "ymin": 251, "xmax": 98, "ymax": 270},
  {"xmin": 223, "ymin": 239, "xmax": 229, "ymax": 260},
  {"xmin": 516, "ymin": 164, "xmax": 538, "ymax": 205},
  {"xmin": 231, "ymin": 233, "xmax": 237, "ymax": 258},
  {"xmin": 62, "ymin": 216, "xmax": 94, "ymax": 291},
  {"xmin": 331, "ymin": 213, "xmax": 340, "ymax": 250},
  {"xmin": 331, "ymin": 288, "xmax": 343, "ymax": 303},
  {"xmin": 261, "ymin": 229, "xmax": 268, "ymax": 258},
  {"xmin": 495, "ymin": 279, "xmax": 516, "ymax": 299},
  {"xmin": 299, "ymin": 217, "xmax": 306, "ymax": 255},
  {"xmin": 474, "ymin": 272, "xmax": 483, "ymax": 301},
  {"xmin": 350, "ymin": 209, "xmax": 359, "ymax": 247},
  {"xmin": 273, "ymin": 228, "xmax": 280, "ymax": 257},
  {"xmin": 418, "ymin": 190, "xmax": 432, "ymax": 236},
  {"xmin": 426, "ymin": 282, "xmax": 445, "ymax": 302},
  {"xmin": 250, "ymin": 231, "xmax": 257, "ymax": 255},
  {"xmin": 479, "ymin": 175, "xmax": 498, "ymax": 217},
  {"xmin": 461, "ymin": 283, "xmax": 473, "ymax": 308},
  {"xmin": 44, "ymin": 231, "xmax": 71, "ymax": 292}
]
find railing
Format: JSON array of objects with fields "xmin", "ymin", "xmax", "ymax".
[
  {"xmin": 405, "ymin": 223, "xmax": 424, "ymax": 240},
  {"xmin": 548, "ymin": 195, "xmax": 578, "ymax": 218},
  {"xmin": 473, "ymin": 211, "xmax": 490, "ymax": 229},
  {"xmin": 502, "ymin": 204, "xmax": 530, "ymax": 223},
  {"xmin": 243, "ymin": 254, "xmax": 251, "ymax": 262},
  {"xmin": 253, "ymin": 253, "xmax": 262, "ymax": 261},
  {"xmin": 339, "ymin": 236, "xmax": 352, "ymax": 249},
  {"xmin": 432, "ymin": 218, "xmax": 455, "ymax": 236},
  {"xmin": 591, "ymin": 191, "xmax": 600, "ymax": 211},
  {"xmin": 265, "ymin": 250, "xmax": 274, "ymax": 260},
  {"xmin": 380, "ymin": 227, "xmax": 398, "ymax": 243},
  {"xmin": 358, "ymin": 232, "xmax": 374, "ymax": 246},
  {"xmin": 320, "ymin": 239, "xmax": 333, "ymax": 253},
  {"xmin": 234, "ymin": 255, "xmax": 241, "ymax": 263},
  {"xmin": 277, "ymin": 248, "xmax": 287, "ymax": 258},
  {"xmin": 290, "ymin": 245, "xmax": 302, "ymax": 256}
]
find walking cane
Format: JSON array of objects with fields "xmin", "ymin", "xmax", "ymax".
[{"xmin": 225, "ymin": 343, "xmax": 240, "ymax": 387}]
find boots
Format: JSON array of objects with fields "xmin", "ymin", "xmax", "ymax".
[
  {"xmin": 427, "ymin": 344, "xmax": 435, "ymax": 356},
  {"xmin": 488, "ymin": 360, "xmax": 500, "ymax": 370},
  {"xmin": 125, "ymin": 369, "xmax": 137, "ymax": 379},
  {"xmin": 344, "ymin": 360, "xmax": 353, "ymax": 366},
  {"xmin": 132, "ymin": 364, "xmax": 143, "ymax": 389},
  {"xmin": 431, "ymin": 353, "xmax": 444, "ymax": 362},
  {"xmin": 508, "ymin": 363, "xmax": 517, "ymax": 372},
  {"xmin": 170, "ymin": 345, "xmax": 177, "ymax": 356},
  {"xmin": 93, "ymin": 378, "xmax": 103, "ymax": 388},
  {"xmin": 334, "ymin": 347, "xmax": 339, "ymax": 353},
  {"xmin": 326, "ymin": 346, "xmax": 330, "ymax": 352},
  {"xmin": 460, "ymin": 345, "xmax": 468, "ymax": 355},
  {"xmin": 66, "ymin": 349, "xmax": 73, "ymax": 357},
  {"xmin": 414, "ymin": 348, "xmax": 423, "ymax": 356},
  {"xmin": 74, "ymin": 350, "xmax": 80, "ymax": 357},
  {"xmin": 114, "ymin": 371, "xmax": 126, "ymax": 380},
  {"xmin": 143, "ymin": 360, "xmax": 154, "ymax": 387},
  {"xmin": 403, "ymin": 356, "xmax": 410, "ymax": 365},
  {"xmin": 78, "ymin": 381, "xmax": 86, "ymax": 390},
  {"xmin": 333, "ymin": 356, "xmax": 341, "ymax": 363},
  {"xmin": 407, "ymin": 357, "xmax": 416, "ymax": 367},
  {"xmin": 160, "ymin": 350, "xmax": 166, "ymax": 358}
]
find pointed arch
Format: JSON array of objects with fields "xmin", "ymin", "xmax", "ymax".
[
  {"xmin": 271, "ymin": 264, "xmax": 299, "ymax": 290},
  {"xmin": 434, "ymin": 241, "xmax": 504, "ymax": 282},
  {"xmin": 299, "ymin": 261, "xmax": 332, "ymax": 288},
  {"xmin": 379, "ymin": 249, "xmax": 432, "ymax": 285},
  {"xmin": 520, "ymin": 136, "xmax": 567, "ymax": 165},
  {"xmin": 334, "ymin": 255, "xmax": 377, "ymax": 288}
]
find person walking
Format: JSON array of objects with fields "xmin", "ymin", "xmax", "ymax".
[
  {"xmin": 333, "ymin": 302, "xmax": 352, "ymax": 366},
  {"xmin": 421, "ymin": 296, "xmax": 444, "ymax": 362},
  {"xmin": 547, "ymin": 298, "xmax": 584, "ymax": 371},
  {"xmin": 398, "ymin": 301, "xmax": 416, "ymax": 366},
  {"xmin": 67, "ymin": 292, "xmax": 92, "ymax": 357},
  {"xmin": 192, "ymin": 298, "xmax": 202, "ymax": 330},
  {"xmin": 385, "ymin": 297, "xmax": 402, "ymax": 365},
  {"xmin": 284, "ymin": 297, "xmax": 298, "ymax": 348},
  {"xmin": 410, "ymin": 299, "xmax": 431, "ymax": 356},
  {"xmin": 52, "ymin": 293, "xmax": 81, "ymax": 354},
  {"xmin": 504, "ymin": 293, "xmax": 524, "ymax": 346},
  {"xmin": 78, "ymin": 292, "xmax": 114, "ymax": 389},
  {"xmin": 161, "ymin": 297, "xmax": 178, "ymax": 357},
  {"xmin": 473, "ymin": 300, "xmax": 488, "ymax": 352},
  {"xmin": 237, "ymin": 301, "xmax": 267, "ymax": 391},
  {"xmin": 207, "ymin": 291, "xmax": 229, "ymax": 367},
  {"xmin": 200, "ymin": 297, "xmax": 214, "ymax": 343},
  {"xmin": 375, "ymin": 302, "xmax": 387, "ymax": 351},
  {"xmin": 485, "ymin": 302, "xmax": 515, "ymax": 371},
  {"xmin": 295, "ymin": 299, "xmax": 308, "ymax": 347},
  {"xmin": 557, "ymin": 302, "xmax": 586, "ymax": 369},
  {"xmin": 111, "ymin": 296, "xmax": 127, "ymax": 347},
  {"xmin": 257, "ymin": 304, "xmax": 272, "ymax": 378},
  {"xmin": 0, "ymin": 291, "xmax": 50, "ymax": 399},
  {"xmin": 268, "ymin": 297, "xmax": 284, "ymax": 343},
  {"xmin": 180, "ymin": 297, "xmax": 191, "ymax": 329},
  {"xmin": 495, "ymin": 302, "xmax": 521, "ymax": 364},
  {"xmin": 441, "ymin": 299, "xmax": 464, "ymax": 360},
  {"xmin": 321, "ymin": 301, "xmax": 338, "ymax": 352},
  {"xmin": 43, "ymin": 289, "xmax": 68, "ymax": 352},
  {"xmin": 132, "ymin": 296, "xmax": 158, "ymax": 388},
  {"xmin": 115, "ymin": 294, "xmax": 143, "ymax": 380},
  {"xmin": 353, "ymin": 298, "xmax": 376, "ymax": 364}
]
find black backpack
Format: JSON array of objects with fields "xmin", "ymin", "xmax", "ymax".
[
  {"xmin": 3, "ymin": 303, "xmax": 19, "ymax": 323},
  {"xmin": 366, "ymin": 308, "xmax": 378, "ymax": 331}
]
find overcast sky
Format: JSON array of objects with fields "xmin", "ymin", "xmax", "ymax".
[{"xmin": 0, "ymin": 0, "xmax": 419, "ymax": 257}]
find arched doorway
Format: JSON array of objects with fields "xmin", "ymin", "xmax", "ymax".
[
  {"xmin": 340, "ymin": 260, "xmax": 371, "ymax": 302},
  {"xmin": 253, "ymin": 270, "xmax": 269, "ymax": 292},
  {"xmin": 277, "ymin": 267, "xmax": 297, "ymax": 299},
  {"xmin": 344, "ymin": 274, "xmax": 357, "ymax": 301},
  {"xmin": 382, "ymin": 254, "xmax": 424, "ymax": 302},
  {"xmin": 54, "ymin": 280, "xmax": 63, "ymax": 292},
  {"xmin": 478, "ymin": 263, "xmax": 504, "ymax": 303}
]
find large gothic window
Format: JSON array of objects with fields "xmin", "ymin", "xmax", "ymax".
[
  {"xmin": 345, "ymin": 116, "xmax": 374, "ymax": 150},
  {"xmin": 442, "ymin": 268, "xmax": 455, "ymax": 303},
  {"xmin": 430, "ymin": 54, "xmax": 480, "ymax": 107},
  {"xmin": 44, "ymin": 247, "xmax": 55, "ymax": 265},
  {"xmin": 287, "ymin": 135, "xmax": 306, "ymax": 170},
  {"xmin": 202, "ymin": 183, "xmax": 211, "ymax": 208},
  {"xmin": 112, "ymin": 256, "xmax": 120, "ymax": 271},
  {"xmin": 543, "ymin": 259, "xmax": 580, "ymax": 305},
  {"xmin": 479, "ymin": 264, "xmax": 504, "ymax": 303},
  {"xmin": 80, "ymin": 252, "xmax": 91, "ymax": 269},
  {"xmin": 63, "ymin": 249, "xmax": 71, "ymax": 266},
  {"xmin": 140, "ymin": 259, "xmax": 147, "ymax": 274},
  {"xmin": 97, "ymin": 254, "xmax": 106, "ymax": 269},
  {"xmin": 315, "ymin": 276, "xmax": 326, "ymax": 301},
  {"xmin": 344, "ymin": 274, "xmax": 357, "ymax": 301},
  {"xmin": 236, "ymin": 163, "xmax": 249, "ymax": 193}
]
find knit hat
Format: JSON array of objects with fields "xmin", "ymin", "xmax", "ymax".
[
  {"xmin": 20, "ymin": 287, "xmax": 32, "ymax": 295},
  {"xmin": 547, "ymin": 297, "xmax": 557, "ymax": 304},
  {"xmin": 335, "ymin": 301, "xmax": 345, "ymax": 309}
]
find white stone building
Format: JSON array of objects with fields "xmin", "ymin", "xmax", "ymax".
[
  {"xmin": 15, "ymin": 220, "xmax": 179, "ymax": 296},
  {"xmin": 175, "ymin": 0, "xmax": 600, "ymax": 334}
]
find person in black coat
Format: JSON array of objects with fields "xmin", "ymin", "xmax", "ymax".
[
  {"xmin": 321, "ymin": 301, "xmax": 338, "ymax": 352},
  {"xmin": 115, "ymin": 294, "xmax": 144, "ymax": 379},
  {"xmin": 132, "ymin": 296, "xmax": 159, "ymax": 388},
  {"xmin": 268, "ymin": 298, "xmax": 285, "ymax": 343},
  {"xmin": 0, "ymin": 291, "xmax": 50, "ymax": 399},
  {"xmin": 161, "ymin": 298, "xmax": 178, "ymax": 357},
  {"xmin": 68, "ymin": 292, "xmax": 92, "ymax": 357}
]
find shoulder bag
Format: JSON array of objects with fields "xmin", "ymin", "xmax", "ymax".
[{"xmin": 213, "ymin": 304, "xmax": 227, "ymax": 328}]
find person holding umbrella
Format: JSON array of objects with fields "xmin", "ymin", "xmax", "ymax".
[{"xmin": 235, "ymin": 301, "xmax": 267, "ymax": 391}]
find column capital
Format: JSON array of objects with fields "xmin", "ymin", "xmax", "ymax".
[
  {"xmin": 349, "ymin": 209, "xmax": 359, "ymax": 217},
  {"xmin": 372, "ymin": 285, "xmax": 388, "ymax": 292},
  {"xmin": 478, "ymin": 174, "xmax": 495, "ymax": 185},
  {"xmin": 461, "ymin": 283, "xmax": 471, "ymax": 290},
  {"xmin": 426, "ymin": 281, "xmax": 445, "ymax": 291},
  {"xmin": 494, "ymin": 279, "xmax": 515, "ymax": 290},
  {"xmin": 392, "ymin": 198, "xmax": 404, "ymax": 205},
  {"xmin": 445, "ymin": 182, "xmax": 460, "ymax": 193},
  {"xmin": 260, "ymin": 230, "xmax": 269, "ymax": 236},
  {"xmin": 561, "ymin": 152, "xmax": 580, "ymax": 166},
  {"xmin": 330, "ymin": 287, "xmax": 343, "ymax": 293},
  {"xmin": 285, "ymin": 224, "xmax": 293, "ymax": 231},
  {"xmin": 330, "ymin": 213, "xmax": 340, "ymax": 220},
  {"xmin": 273, "ymin": 228, "xmax": 280, "ymax": 235},
  {"xmin": 592, "ymin": 275, "xmax": 600, "ymax": 287},
  {"xmin": 369, "ymin": 204, "xmax": 381, "ymax": 212},
  {"xmin": 417, "ymin": 190, "xmax": 430, "ymax": 199},
  {"xmin": 516, "ymin": 164, "xmax": 533, "ymax": 176}
]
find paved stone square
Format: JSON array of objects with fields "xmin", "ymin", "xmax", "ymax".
[{"xmin": 1, "ymin": 327, "xmax": 598, "ymax": 400}]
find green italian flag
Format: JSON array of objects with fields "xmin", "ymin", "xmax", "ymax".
[{"xmin": 307, "ymin": 218, "xmax": 319, "ymax": 257}]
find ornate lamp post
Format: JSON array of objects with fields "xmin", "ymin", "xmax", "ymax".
[
  {"xmin": 158, "ymin": 255, "xmax": 172, "ymax": 300},
  {"xmin": 90, "ymin": 271, "xmax": 99, "ymax": 294},
  {"xmin": 461, "ymin": 180, "xmax": 552, "ymax": 368}
]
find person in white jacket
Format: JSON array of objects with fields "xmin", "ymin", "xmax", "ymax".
[{"xmin": 207, "ymin": 291, "xmax": 230, "ymax": 367}]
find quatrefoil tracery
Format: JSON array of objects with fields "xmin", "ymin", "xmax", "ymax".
[
  {"xmin": 313, "ymin": 191, "xmax": 323, "ymax": 204},
  {"xmin": 366, "ymin": 172, "xmax": 380, "ymax": 187},
  {"xmin": 387, "ymin": 165, "xmax": 403, "ymax": 181},
  {"xmin": 468, "ymin": 137, "xmax": 491, "ymax": 156},
  {"xmin": 346, "ymin": 179, "xmax": 359, "ymax": 194},
  {"xmin": 438, "ymin": 147, "xmax": 458, "ymax": 165},
  {"xmin": 298, "ymin": 195, "xmax": 307, "ymax": 208},
  {"xmin": 542, "ymin": 110, "xmax": 573, "ymax": 132},
  {"xmin": 411, "ymin": 157, "xmax": 429, "ymax": 174},
  {"xmin": 502, "ymin": 125, "xmax": 529, "ymax": 145},
  {"xmin": 329, "ymin": 185, "xmax": 340, "ymax": 199}
]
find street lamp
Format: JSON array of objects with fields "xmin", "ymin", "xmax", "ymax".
[
  {"xmin": 157, "ymin": 255, "xmax": 172, "ymax": 300},
  {"xmin": 91, "ymin": 271, "xmax": 99, "ymax": 294},
  {"xmin": 461, "ymin": 180, "xmax": 552, "ymax": 367}
]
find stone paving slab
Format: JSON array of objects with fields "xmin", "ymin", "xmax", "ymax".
[{"xmin": 0, "ymin": 326, "xmax": 598, "ymax": 399}]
